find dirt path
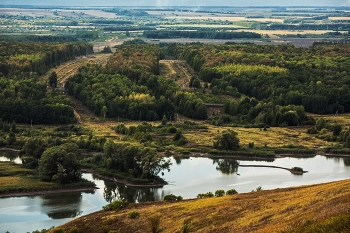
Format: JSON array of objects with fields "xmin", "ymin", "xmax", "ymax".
[{"xmin": 159, "ymin": 60, "xmax": 195, "ymax": 90}]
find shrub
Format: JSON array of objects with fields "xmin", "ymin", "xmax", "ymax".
[
  {"xmin": 291, "ymin": 167, "xmax": 303, "ymax": 172},
  {"xmin": 103, "ymin": 200, "xmax": 129, "ymax": 211},
  {"xmin": 167, "ymin": 126, "xmax": 177, "ymax": 134},
  {"xmin": 68, "ymin": 226, "xmax": 79, "ymax": 233},
  {"xmin": 197, "ymin": 192, "xmax": 214, "ymax": 199},
  {"xmin": 128, "ymin": 210, "xmax": 140, "ymax": 219},
  {"xmin": 149, "ymin": 215, "xmax": 162, "ymax": 233},
  {"xmin": 215, "ymin": 190, "xmax": 225, "ymax": 197},
  {"xmin": 226, "ymin": 189, "xmax": 238, "ymax": 195},
  {"xmin": 164, "ymin": 194, "xmax": 183, "ymax": 202},
  {"xmin": 53, "ymin": 229, "xmax": 65, "ymax": 233},
  {"xmin": 181, "ymin": 220, "xmax": 192, "ymax": 233}
]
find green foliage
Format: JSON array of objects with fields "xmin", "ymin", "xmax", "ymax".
[
  {"xmin": 98, "ymin": 141, "xmax": 171, "ymax": 181},
  {"xmin": 128, "ymin": 210, "xmax": 140, "ymax": 219},
  {"xmin": 144, "ymin": 30, "xmax": 261, "ymax": 39},
  {"xmin": 39, "ymin": 143, "xmax": 81, "ymax": 183},
  {"xmin": 181, "ymin": 220, "xmax": 192, "ymax": 233},
  {"xmin": 215, "ymin": 190, "xmax": 225, "ymax": 197},
  {"xmin": 166, "ymin": 43, "xmax": 350, "ymax": 116},
  {"xmin": 252, "ymin": 186, "xmax": 263, "ymax": 192},
  {"xmin": 102, "ymin": 200, "xmax": 129, "ymax": 211},
  {"xmin": 53, "ymin": 229, "xmax": 65, "ymax": 233},
  {"xmin": 226, "ymin": 189, "xmax": 238, "ymax": 195},
  {"xmin": 291, "ymin": 167, "xmax": 304, "ymax": 172},
  {"xmin": 68, "ymin": 226, "xmax": 79, "ymax": 233},
  {"xmin": 164, "ymin": 194, "xmax": 183, "ymax": 202},
  {"xmin": 48, "ymin": 71, "xmax": 58, "ymax": 88},
  {"xmin": 213, "ymin": 129, "xmax": 240, "ymax": 150},
  {"xmin": 149, "ymin": 215, "xmax": 162, "ymax": 233},
  {"xmin": 197, "ymin": 192, "xmax": 214, "ymax": 198},
  {"xmin": 173, "ymin": 131, "xmax": 187, "ymax": 146}
]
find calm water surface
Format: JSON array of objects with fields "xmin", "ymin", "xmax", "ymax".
[{"xmin": 0, "ymin": 154, "xmax": 350, "ymax": 233}]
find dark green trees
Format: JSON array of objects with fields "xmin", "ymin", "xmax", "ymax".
[
  {"xmin": 39, "ymin": 143, "xmax": 81, "ymax": 184},
  {"xmin": 102, "ymin": 140, "xmax": 171, "ymax": 180},
  {"xmin": 213, "ymin": 129, "xmax": 240, "ymax": 150}
]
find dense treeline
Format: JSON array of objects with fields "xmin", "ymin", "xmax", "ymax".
[
  {"xmin": 65, "ymin": 45, "xmax": 208, "ymax": 120},
  {"xmin": 0, "ymin": 41, "xmax": 93, "ymax": 76},
  {"xmin": 163, "ymin": 42, "xmax": 350, "ymax": 125},
  {"xmin": 267, "ymin": 23, "xmax": 350, "ymax": 31},
  {"xmin": 144, "ymin": 30, "xmax": 262, "ymax": 39},
  {"xmin": 0, "ymin": 35, "xmax": 79, "ymax": 42},
  {"xmin": 0, "ymin": 79, "xmax": 75, "ymax": 124},
  {"xmin": 103, "ymin": 26, "xmax": 156, "ymax": 31},
  {"xmin": 0, "ymin": 41, "xmax": 92, "ymax": 124}
]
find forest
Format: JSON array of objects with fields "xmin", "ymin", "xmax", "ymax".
[
  {"xmin": 65, "ymin": 44, "xmax": 208, "ymax": 121},
  {"xmin": 0, "ymin": 41, "xmax": 93, "ymax": 124},
  {"xmin": 163, "ymin": 42, "xmax": 350, "ymax": 126}
]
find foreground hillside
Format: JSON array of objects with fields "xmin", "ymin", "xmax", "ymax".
[{"xmin": 51, "ymin": 179, "xmax": 350, "ymax": 233}]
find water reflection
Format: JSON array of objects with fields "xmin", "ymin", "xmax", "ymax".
[
  {"xmin": 100, "ymin": 177, "xmax": 163, "ymax": 203},
  {"xmin": 343, "ymin": 157, "xmax": 350, "ymax": 166},
  {"xmin": 173, "ymin": 155, "xmax": 190, "ymax": 165},
  {"xmin": 0, "ymin": 150, "xmax": 22, "ymax": 164},
  {"xmin": 40, "ymin": 192, "xmax": 84, "ymax": 219},
  {"xmin": 212, "ymin": 158, "xmax": 239, "ymax": 174}
]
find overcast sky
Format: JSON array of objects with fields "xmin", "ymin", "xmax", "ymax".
[{"xmin": 1, "ymin": 0, "xmax": 349, "ymax": 7}]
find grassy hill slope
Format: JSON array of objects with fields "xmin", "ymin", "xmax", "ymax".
[{"xmin": 50, "ymin": 179, "xmax": 350, "ymax": 233}]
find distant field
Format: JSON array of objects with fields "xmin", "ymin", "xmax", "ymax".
[
  {"xmin": 165, "ymin": 15, "xmax": 284, "ymax": 23},
  {"xmin": 236, "ymin": 29, "xmax": 335, "ymax": 35},
  {"xmin": 329, "ymin": 17, "xmax": 350, "ymax": 21},
  {"xmin": 0, "ymin": 8, "xmax": 118, "ymax": 18},
  {"xmin": 160, "ymin": 24, "xmax": 247, "ymax": 28}
]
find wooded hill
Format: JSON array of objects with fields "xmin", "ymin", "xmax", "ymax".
[{"xmin": 0, "ymin": 41, "xmax": 93, "ymax": 124}]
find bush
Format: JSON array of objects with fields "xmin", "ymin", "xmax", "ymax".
[
  {"xmin": 53, "ymin": 229, "xmax": 65, "ymax": 233},
  {"xmin": 164, "ymin": 194, "xmax": 183, "ymax": 202},
  {"xmin": 226, "ymin": 189, "xmax": 238, "ymax": 195},
  {"xmin": 68, "ymin": 226, "xmax": 79, "ymax": 233},
  {"xmin": 197, "ymin": 192, "xmax": 214, "ymax": 198},
  {"xmin": 128, "ymin": 210, "xmax": 140, "ymax": 219},
  {"xmin": 103, "ymin": 200, "xmax": 129, "ymax": 211},
  {"xmin": 215, "ymin": 190, "xmax": 225, "ymax": 197},
  {"xmin": 149, "ymin": 215, "xmax": 162, "ymax": 233},
  {"xmin": 291, "ymin": 167, "xmax": 303, "ymax": 172}
]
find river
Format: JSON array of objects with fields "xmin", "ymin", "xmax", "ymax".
[{"xmin": 0, "ymin": 153, "xmax": 350, "ymax": 233}]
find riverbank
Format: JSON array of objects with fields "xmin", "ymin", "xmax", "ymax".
[{"xmin": 0, "ymin": 187, "xmax": 96, "ymax": 198}]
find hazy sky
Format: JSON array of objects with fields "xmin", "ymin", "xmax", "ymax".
[{"xmin": 1, "ymin": 0, "xmax": 349, "ymax": 7}]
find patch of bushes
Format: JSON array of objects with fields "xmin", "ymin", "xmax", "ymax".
[
  {"xmin": 215, "ymin": 190, "xmax": 225, "ymax": 197},
  {"xmin": 102, "ymin": 200, "xmax": 129, "ymax": 211},
  {"xmin": 164, "ymin": 194, "xmax": 183, "ymax": 202},
  {"xmin": 197, "ymin": 192, "xmax": 214, "ymax": 198},
  {"xmin": 226, "ymin": 189, "xmax": 238, "ymax": 195},
  {"xmin": 128, "ymin": 210, "xmax": 140, "ymax": 219}
]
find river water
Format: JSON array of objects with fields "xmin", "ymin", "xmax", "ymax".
[{"xmin": 1, "ymin": 153, "xmax": 350, "ymax": 233}]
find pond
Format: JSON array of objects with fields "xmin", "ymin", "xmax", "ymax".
[{"xmin": 0, "ymin": 153, "xmax": 350, "ymax": 233}]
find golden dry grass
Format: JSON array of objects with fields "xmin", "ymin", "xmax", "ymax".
[{"xmin": 52, "ymin": 179, "xmax": 350, "ymax": 233}]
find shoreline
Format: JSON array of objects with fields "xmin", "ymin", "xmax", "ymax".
[
  {"xmin": 81, "ymin": 168, "xmax": 167, "ymax": 188},
  {"xmin": 0, "ymin": 187, "xmax": 96, "ymax": 198}
]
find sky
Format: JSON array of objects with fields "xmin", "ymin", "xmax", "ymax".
[{"xmin": 1, "ymin": 0, "xmax": 349, "ymax": 7}]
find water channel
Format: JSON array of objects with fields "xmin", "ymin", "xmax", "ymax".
[{"xmin": 1, "ymin": 151, "xmax": 350, "ymax": 233}]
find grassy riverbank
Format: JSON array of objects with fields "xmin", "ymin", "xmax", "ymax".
[
  {"xmin": 0, "ymin": 162, "xmax": 95, "ymax": 196},
  {"xmin": 49, "ymin": 179, "xmax": 350, "ymax": 233}
]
